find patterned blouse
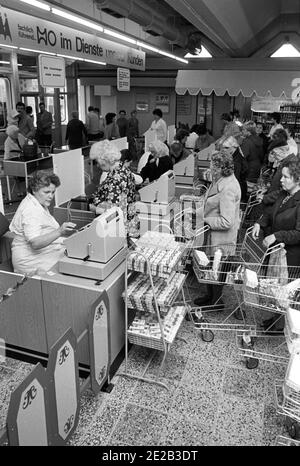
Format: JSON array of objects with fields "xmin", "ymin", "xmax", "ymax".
[{"xmin": 91, "ymin": 163, "xmax": 140, "ymax": 237}]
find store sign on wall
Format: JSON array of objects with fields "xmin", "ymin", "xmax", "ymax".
[
  {"xmin": 117, "ymin": 67, "xmax": 130, "ymax": 91},
  {"xmin": 0, "ymin": 5, "xmax": 145, "ymax": 70},
  {"xmin": 38, "ymin": 55, "xmax": 65, "ymax": 87}
]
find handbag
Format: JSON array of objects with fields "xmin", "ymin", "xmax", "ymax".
[{"xmin": 22, "ymin": 138, "xmax": 38, "ymax": 160}]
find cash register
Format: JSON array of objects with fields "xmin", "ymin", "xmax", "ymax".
[
  {"xmin": 136, "ymin": 170, "xmax": 177, "ymax": 234},
  {"xmin": 58, "ymin": 207, "xmax": 127, "ymax": 281}
]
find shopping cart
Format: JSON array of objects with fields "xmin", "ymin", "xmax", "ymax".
[
  {"xmin": 274, "ymin": 435, "xmax": 300, "ymax": 446},
  {"xmin": 275, "ymin": 349, "xmax": 300, "ymax": 440},
  {"xmin": 188, "ymin": 226, "xmax": 277, "ymax": 342},
  {"xmin": 238, "ymin": 261, "xmax": 300, "ymax": 368}
]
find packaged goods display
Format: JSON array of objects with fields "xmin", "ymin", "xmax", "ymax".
[
  {"xmin": 123, "ymin": 272, "xmax": 186, "ymax": 313},
  {"xmin": 128, "ymin": 306, "xmax": 186, "ymax": 345},
  {"xmin": 285, "ymin": 307, "xmax": 300, "ymax": 354},
  {"xmin": 127, "ymin": 245, "xmax": 183, "ymax": 278},
  {"xmin": 137, "ymin": 231, "xmax": 178, "ymax": 250}
]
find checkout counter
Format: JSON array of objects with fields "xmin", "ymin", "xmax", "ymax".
[
  {"xmin": 173, "ymin": 152, "xmax": 196, "ymax": 197},
  {"xmin": 136, "ymin": 170, "xmax": 179, "ymax": 234},
  {"xmin": 0, "ymin": 207, "xmax": 127, "ymax": 371}
]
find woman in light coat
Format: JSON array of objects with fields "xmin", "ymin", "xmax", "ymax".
[{"xmin": 194, "ymin": 150, "xmax": 241, "ymax": 309}]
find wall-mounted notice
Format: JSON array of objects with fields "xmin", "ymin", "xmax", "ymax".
[
  {"xmin": 177, "ymin": 95, "xmax": 191, "ymax": 115},
  {"xmin": 38, "ymin": 55, "xmax": 65, "ymax": 88},
  {"xmin": 117, "ymin": 68, "xmax": 130, "ymax": 92}
]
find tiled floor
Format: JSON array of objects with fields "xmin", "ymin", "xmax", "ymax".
[{"xmin": 0, "ymin": 277, "xmax": 295, "ymax": 446}]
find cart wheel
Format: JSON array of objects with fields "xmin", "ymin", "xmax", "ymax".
[
  {"xmin": 287, "ymin": 420, "xmax": 300, "ymax": 440},
  {"xmin": 246, "ymin": 357, "xmax": 259, "ymax": 370},
  {"xmin": 201, "ymin": 329, "xmax": 214, "ymax": 342}
]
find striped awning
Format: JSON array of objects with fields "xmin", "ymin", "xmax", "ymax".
[{"xmin": 176, "ymin": 70, "xmax": 300, "ymax": 99}]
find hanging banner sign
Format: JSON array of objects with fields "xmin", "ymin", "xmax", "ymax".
[
  {"xmin": 38, "ymin": 55, "xmax": 65, "ymax": 87},
  {"xmin": 0, "ymin": 5, "xmax": 145, "ymax": 70},
  {"xmin": 117, "ymin": 67, "xmax": 130, "ymax": 91}
]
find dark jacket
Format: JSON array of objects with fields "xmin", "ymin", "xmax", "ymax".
[
  {"xmin": 258, "ymin": 189, "xmax": 300, "ymax": 266},
  {"xmin": 66, "ymin": 118, "xmax": 88, "ymax": 148},
  {"xmin": 263, "ymin": 153, "xmax": 298, "ymax": 202},
  {"xmin": 232, "ymin": 147, "xmax": 248, "ymax": 202},
  {"xmin": 241, "ymin": 135, "xmax": 264, "ymax": 183},
  {"xmin": 258, "ymin": 132, "xmax": 270, "ymax": 164},
  {"xmin": 140, "ymin": 155, "xmax": 173, "ymax": 182}
]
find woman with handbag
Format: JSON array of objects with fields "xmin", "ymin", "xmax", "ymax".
[{"xmin": 252, "ymin": 158, "xmax": 300, "ymax": 332}]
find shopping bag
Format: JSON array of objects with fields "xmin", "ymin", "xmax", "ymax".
[{"xmin": 267, "ymin": 247, "xmax": 288, "ymax": 285}]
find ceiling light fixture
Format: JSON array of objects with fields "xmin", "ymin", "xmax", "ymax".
[
  {"xmin": 52, "ymin": 8, "xmax": 104, "ymax": 32},
  {"xmin": 19, "ymin": 47, "xmax": 55, "ymax": 55},
  {"xmin": 158, "ymin": 50, "xmax": 188, "ymax": 64},
  {"xmin": 103, "ymin": 29, "xmax": 137, "ymax": 45},
  {"xmin": 57, "ymin": 54, "xmax": 84, "ymax": 61},
  {"xmin": 0, "ymin": 44, "xmax": 18, "ymax": 49},
  {"xmin": 271, "ymin": 43, "xmax": 300, "ymax": 58},
  {"xmin": 184, "ymin": 46, "xmax": 212, "ymax": 58},
  {"xmin": 19, "ymin": 0, "xmax": 50, "ymax": 11},
  {"xmin": 83, "ymin": 58, "xmax": 106, "ymax": 66},
  {"xmin": 136, "ymin": 41, "xmax": 159, "ymax": 53}
]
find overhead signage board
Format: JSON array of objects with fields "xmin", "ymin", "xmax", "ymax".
[
  {"xmin": 0, "ymin": 5, "xmax": 145, "ymax": 70},
  {"xmin": 117, "ymin": 67, "xmax": 130, "ymax": 91},
  {"xmin": 38, "ymin": 55, "xmax": 65, "ymax": 87}
]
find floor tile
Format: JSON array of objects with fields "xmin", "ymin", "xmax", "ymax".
[
  {"xmin": 181, "ymin": 359, "xmax": 225, "ymax": 395},
  {"xmin": 131, "ymin": 378, "xmax": 178, "ymax": 413},
  {"xmin": 162, "ymin": 414, "xmax": 215, "ymax": 446},
  {"xmin": 80, "ymin": 403, "xmax": 123, "ymax": 446},
  {"xmin": 110, "ymin": 404, "xmax": 168, "ymax": 446},
  {"xmin": 145, "ymin": 352, "xmax": 188, "ymax": 382},
  {"xmin": 222, "ymin": 366, "xmax": 266, "ymax": 400},
  {"xmin": 213, "ymin": 394, "xmax": 264, "ymax": 445},
  {"xmin": 169, "ymin": 384, "xmax": 221, "ymax": 428}
]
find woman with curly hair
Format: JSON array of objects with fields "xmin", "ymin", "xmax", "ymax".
[
  {"xmin": 89, "ymin": 139, "xmax": 139, "ymax": 237},
  {"xmin": 9, "ymin": 171, "xmax": 76, "ymax": 275},
  {"xmin": 194, "ymin": 150, "xmax": 241, "ymax": 309}
]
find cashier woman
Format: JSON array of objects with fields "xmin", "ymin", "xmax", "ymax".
[{"xmin": 9, "ymin": 171, "xmax": 76, "ymax": 275}]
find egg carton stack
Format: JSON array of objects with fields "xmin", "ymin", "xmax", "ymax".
[
  {"xmin": 124, "ymin": 271, "xmax": 186, "ymax": 313},
  {"xmin": 137, "ymin": 231, "xmax": 179, "ymax": 250},
  {"xmin": 128, "ymin": 306, "xmax": 186, "ymax": 350}
]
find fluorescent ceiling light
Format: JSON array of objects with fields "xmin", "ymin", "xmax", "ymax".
[
  {"xmin": 19, "ymin": 47, "xmax": 55, "ymax": 55},
  {"xmin": 184, "ymin": 46, "xmax": 212, "ymax": 58},
  {"xmin": 136, "ymin": 41, "xmax": 159, "ymax": 53},
  {"xmin": 83, "ymin": 59, "xmax": 106, "ymax": 66},
  {"xmin": 52, "ymin": 8, "xmax": 103, "ymax": 32},
  {"xmin": 19, "ymin": 0, "xmax": 50, "ymax": 11},
  {"xmin": 103, "ymin": 29, "xmax": 137, "ymax": 45},
  {"xmin": 57, "ymin": 54, "xmax": 84, "ymax": 61},
  {"xmin": 271, "ymin": 43, "xmax": 300, "ymax": 57},
  {"xmin": 0, "ymin": 61, "xmax": 9, "ymax": 65},
  {"xmin": 158, "ymin": 50, "xmax": 188, "ymax": 64},
  {"xmin": 0, "ymin": 43, "xmax": 18, "ymax": 49}
]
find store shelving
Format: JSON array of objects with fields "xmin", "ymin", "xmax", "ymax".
[
  {"xmin": 119, "ymin": 231, "xmax": 191, "ymax": 390},
  {"xmin": 252, "ymin": 103, "xmax": 300, "ymax": 142}
]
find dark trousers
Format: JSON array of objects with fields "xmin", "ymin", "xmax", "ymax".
[{"xmin": 37, "ymin": 133, "xmax": 52, "ymax": 147}]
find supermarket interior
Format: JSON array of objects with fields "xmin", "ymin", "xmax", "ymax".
[{"xmin": 1, "ymin": 0, "xmax": 300, "ymax": 448}]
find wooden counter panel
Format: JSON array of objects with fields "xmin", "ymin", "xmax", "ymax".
[{"xmin": 0, "ymin": 273, "xmax": 48, "ymax": 352}]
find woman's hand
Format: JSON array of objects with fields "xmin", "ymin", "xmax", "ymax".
[
  {"xmin": 95, "ymin": 206, "xmax": 105, "ymax": 215},
  {"xmin": 263, "ymin": 234, "xmax": 276, "ymax": 249},
  {"xmin": 89, "ymin": 204, "xmax": 97, "ymax": 212},
  {"xmin": 252, "ymin": 223, "xmax": 260, "ymax": 240},
  {"xmin": 60, "ymin": 222, "xmax": 76, "ymax": 235}
]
